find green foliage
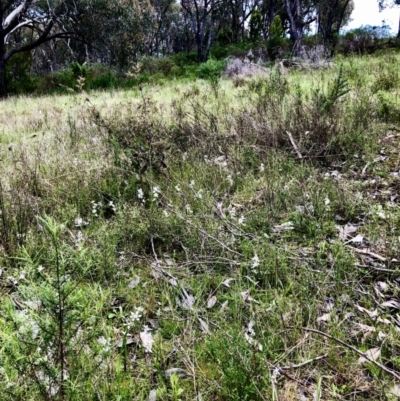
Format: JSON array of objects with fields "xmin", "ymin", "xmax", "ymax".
[
  {"xmin": 249, "ymin": 9, "xmax": 263, "ymax": 43},
  {"xmin": 217, "ymin": 25, "xmax": 233, "ymax": 46},
  {"xmin": 195, "ymin": 58, "xmax": 226, "ymax": 81},
  {"xmin": 267, "ymin": 15, "xmax": 285, "ymax": 59},
  {"xmin": 71, "ymin": 61, "xmax": 88, "ymax": 78},
  {"xmin": 314, "ymin": 65, "xmax": 350, "ymax": 113},
  {"xmin": 5, "ymin": 53, "xmax": 36, "ymax": 95}
]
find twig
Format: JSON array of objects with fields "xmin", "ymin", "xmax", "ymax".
[
  {"xmin": 301, "ymin": 327, "xmax": 400, "ymax": 381},
  {"xmin": 361, "ymin": 162, "xmax": 370, "ymax": 176},
  {"xmin": 286, "ymin": 131, "xmax": 303, "ymax": 159},
  {"xmin": 280, "ymin": 354, "xmax": 328, "ymax": 370},
  {"xmin": 348, "ymin": 246, "xmax": 386, "ymax": 262}
]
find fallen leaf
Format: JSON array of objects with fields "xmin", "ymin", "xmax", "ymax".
[
  {"xmin": 355, "ymin": 304, "xmax": 379, "ymax": 319},
  {"xmin": 358, "ymin": 347, "xmax": 381, "ymax": 364},
  {"xmin": 127, "ymin": 276, "xmax": 141, "ymax": 289},
  {"xmin": 273, "ymin": 221, "xmax": 294, "ymax": 232},
  {"xmin": 381, "ymin": 299, "xmax": 400, "ymax": 309},
  {"xmin": 165, "ymin": 368, "xmax": 191, "ymax": 378},
  {"xmin": 168, "ymin": 278, "xmax": 178, "ymax": 287},
  {"xmin": 180, "ymin": 289, "xmax": 195, "ymax": 310},
  {"xmin": 219, "ymin": 300, "xmax": 228, "ymax": 313},
  {"xmin": 207, "ymin": 296, "xmax": 217, "ymax": 309},
  {"xmin": 222, "ymin": 278, "xmax": 235, "ymax": 287},
  {"xmin": 346, "ymin": 234, "xmax": 364, "ymax": 244},
  {"xmin": 388, "ymin": 384, "xmax": 400, "ymax": 397},
  {"xmin": 338, "ymin": 224, "xmax": 358, "ymax": 240},
  {"xmin": 148, "ymin": 389, "xmax": 157, "ymax": 401},
  {"xmin": 140, "ymin": 330, "xmax": 154, "ymax": 353},
  {"xmin": 317, "ymin": 313, "xmax": 331, "ymax": 323},
  {"xmin": 198, "ymin": 317, "xmax": 210, "ymax": 334}
]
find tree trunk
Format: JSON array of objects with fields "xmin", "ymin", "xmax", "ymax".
[
  {"xmin": 397, "ymin": 12, "xmax": 400, "ymax": 38},
  {"xmin": 0, "ymin": 40, "xmax": 6, "ymax": 98}
]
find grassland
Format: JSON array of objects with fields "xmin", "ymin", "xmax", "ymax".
[{"xmin": 1, "ymin": 51, "xmax": 400, "ymax": 401}]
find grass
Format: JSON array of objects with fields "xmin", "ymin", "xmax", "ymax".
[{"xmin": 1, "ymin": 51, "xmax": 400, "ymax": 400}]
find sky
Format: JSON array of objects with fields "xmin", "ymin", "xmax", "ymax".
[{"xmin": 346, "ymin": 0, "xmax": 399, "ymax": 32}]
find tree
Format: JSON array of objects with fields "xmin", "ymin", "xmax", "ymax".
[
  {"xmin": 283, "ymin": 0, "xmax": 317, "ymax": 47},
  {"xmin": 378, "ymin": 0, "xmax": 400, "ymax": 37},
  {"xmin": 0, "ymin": 0, "xmax": 84, "ymax": 98},
  {"xmin": 317, "ymin": 0, "xmax": 354, "ymax": 55},
  {"xmin": 181, "ymin": 0, "xmax": 227, "ymax": 62}
]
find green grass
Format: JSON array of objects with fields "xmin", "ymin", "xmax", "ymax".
[{"xmin": 1, "ymin": 51, "xmax": 400, "ymax": 400}]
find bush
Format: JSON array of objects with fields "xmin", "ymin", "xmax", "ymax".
[{"xmin": 195, "ymin": 59, "xmax": 226, "ymax": 81}]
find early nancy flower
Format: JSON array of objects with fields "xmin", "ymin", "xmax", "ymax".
[{"xmin": 251, "ymin": 255, "xmax": 260, "ymax": 270}]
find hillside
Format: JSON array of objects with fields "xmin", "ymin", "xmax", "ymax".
[{"xmin": 0, "ymin": 52, "xmax": 400, "ymax": 401}]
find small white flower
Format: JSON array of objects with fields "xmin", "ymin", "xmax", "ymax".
[
  {"xmin": 182, "ymin": 152, "xmax": 187, "ymax": 161},
  {"xmin": 37, "ymin": 265, "xmax": 44, "ymax": 273},
  {"xmin": 251, "ymin": 255, "xmax": 260, "ymax": 270},
  {"xmin": 259, "ymin": 163, "xmax": 265, "ymax": 172},
  {"xmin": 175, "ymin": 185, "xmax": 181, "ymax": 193},
  {"xmin": 97, "ymin": 336, "xmax": 111, "ymax": 352},
  {"xmin": 109, "ymin": 201, "xmax": 117, "ymax": 212},
  {"xmin": 227, "ymin": 174, "xmax": 233, "ymax": 186},
  {"xmin": 163, "ymin": 210, "xmax": 169, "ymax": 217},
  {"xmin": 19, "ymin": 271, "xmax": 26, "ymax": 281},
  {"xmin": 238, "ymin": 215, "xmax": 245, "ymax": 225},
  {"xmin": 194, "ymin": 189, "xmax": 203, "ymax": 199},
  {"xmin": 324, "ymin": 197, "xmax": 330, "ymax": 206},
  {"xmin": 185, "ymin": 204, "xmax": 193, "ymax": 214},
  {"xmin": 137, "ymin": 188, "xmax": 144, "ymax": 200},
  {"xmin": 189, "ymin": 180, "xmax": 195, "ymax": 189},
  {"xmin": 152, "ymin": 186, "xmax": 161, "ymax": 201}
]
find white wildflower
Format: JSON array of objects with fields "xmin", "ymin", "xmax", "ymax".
[
  {"xmin": 182, "ymin": 152, "xmax": 187, "ymax": 161},
  {"xmin": 227, "ymin": 174, "xmax": 233, "ymax": 186},
  {"xmin": 163, "ymin": 210, "xmax": 169, "ymax": 217},
  {"xmin": 185, "ymin": 204, "xmax": 193, "ymax": 214},
  {"xmin": 97, "ymin": 336, "xmax": 111, "ymax": 352},
  {"xmin": 152, "ymin": 186, "xmax": 161, "ymax": 201},
  {"xmin": 251, "ymin": 255, "xmax": 260, "ymax": 270},
  {"xmin": 19, "ymin": 271, "xmax": 26, "ymax": 281},
  {"xmin": 238, "ymin": 215, "xmax": 245, "ymax": 225},
  {"xmin": 189, "ymin": 180, "xmax": 195, "ymax": 189},
  {"xmin": 37, "ymin": 265, "xmax": 44, "ymax": 273},
  {"xmin": 259, "ymin": 163, "xmax": 265, "ymax": 172},
  {"xmin": 138, "ymin": 188, "xmax": 144, "ymax": 203},
  {"xmin": 194, "ymin": 189, "xmax": 203, "ymax": 199},
  {"xmin": 109, "ymin": 201, "xmax": 116, "ymax": 212},
  {"xmin": 175, "ymin": 185, "xmax": 181, "ymax": 193}
]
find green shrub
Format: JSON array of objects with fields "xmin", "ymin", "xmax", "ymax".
[{"xmin": 195, "ymin": 59, "xmax": 226, "ymax": 81}]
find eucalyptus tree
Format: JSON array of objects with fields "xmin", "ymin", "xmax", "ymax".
[
  {"xmin": 0, "ymin": 0, "xmax": 84, "ymax": 97},
  {"xmin": 317, "ymin": 0, "xmax": 354, "ymax": 54},
  {"xmin": 181, "ymin": 0, "xmax": 228, "ymax": 61},
  {"xmin": 378, "ymin": 0, "xmax": 400, "ymax": 37}
]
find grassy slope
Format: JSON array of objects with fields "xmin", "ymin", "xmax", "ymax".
[{"xmin": 0, "ymin": 52, "xmax": 400, "ymax": 400}]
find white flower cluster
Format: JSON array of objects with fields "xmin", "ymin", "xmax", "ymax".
[
  {"xmin": 91, "ymin": 201, "xmax": 102, "ymax": 216},
  {"xmin": 124, "ymin": 306, "xmax": 145, "ymax": 329},
  {"xmin": 251, "ymin": 255, "xmax": 260, "ymax": 270},
  {"xmin": 152, "ymin": 186, "xmax": 161, "ymax": 201},
  {"xmin": 137, "ymin": 188, "xmax": 145, "ymax": 203}
]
